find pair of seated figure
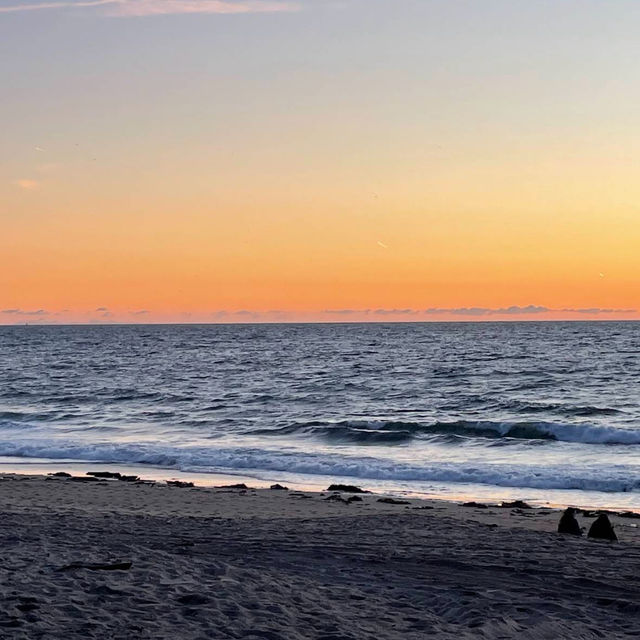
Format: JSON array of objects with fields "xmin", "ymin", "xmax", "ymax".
[{"xmin": 558, "ymin": 507, "xmax": 617, "ymax": 541}]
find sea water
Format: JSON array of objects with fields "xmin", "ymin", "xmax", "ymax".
[{"xmin": 0, "ymin": 322, "xmax": 638, "ymax": 509}]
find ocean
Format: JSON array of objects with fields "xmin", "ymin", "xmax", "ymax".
[{"xmin": 1, "ymin": 322, "xmax": 639, "ymax": 509}]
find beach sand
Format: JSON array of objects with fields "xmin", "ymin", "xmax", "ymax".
[{"xmin": 1, "ymin": 474, "xmax": 639, "ymax": 639}]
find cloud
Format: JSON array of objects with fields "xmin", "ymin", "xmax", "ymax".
[
  {"xmin": 209, "ymin": 309, "xmax": 288, "ymax": 321},
  {"xmin": 423, "ymin": 305, "xmax": 550, "ymax": 316},
  {"xmin": 559, "ymin": 307, "xmax": 636, "ymax": 314},
  {"xmin": 373, "ymin": 308, "xmax": 417, "ymax": 316},
  {"xmin": 323, "ymin": 309, "xmax": 370, "ymax": 316},
  {"xmin": 1, "ymin": 308, "xmax": 48, "ymax": 316},
  {"xmin": 15, "ymin": 179, "xmax": 39, "ymax": 190},
  {"xmin": 495, "ymin": 305, "xmax": 549, "ymax": 315},
  {"xmin": 130, "ymin": 309, "xmax": 149, "ymax": 315},
  {"xmin": 0, "ymin": 0, "xmax": 112, "ymax": 12},
  {"xmin": 421, "ymin": 305, "xmax": 639, "ymax": 316},
  {"xmin": 109, "ymin": 0, "xmax": 297, "ymax": 16},
  {"xmin": 95, "ymin": 307, "xmax": 109, "ymax": 312},
  {"xmin": 0, "ymin": 0, "xmax": 298, "ymax": 16},
  {"xmin": 321, "ymin": 305, "xmax": 637, "ymax": 318}
]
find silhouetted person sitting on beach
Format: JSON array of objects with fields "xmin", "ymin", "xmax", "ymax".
[
  {"xmin": 588, "ymin": 514, "xmax": 617, "ymax": 541},
  {"xmin": 558, "ymin": 507, "xmax": 582, "ymax": 535}
]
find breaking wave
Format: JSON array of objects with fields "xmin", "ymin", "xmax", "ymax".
[{"xmin": 250, "ymin": 419, "xmax": 640, "ymax": 446}]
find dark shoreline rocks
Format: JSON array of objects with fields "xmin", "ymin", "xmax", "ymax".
[
  {"xmin": 377, "ymin": 497, "xmax": 410, "ymax": 505},
  {"xmin": 324, "ymin": 494, "xmax": 363, "ymax": 504},
  {"xmin": 498, "ymin": 500, "xmax": 533, "ymax": 509},
  {"xmin": 616, "ymin": 511, "xmax": 640, "ymax": 519},
  {"xmin": 326, "ymin": 484, "xmax": 370, "ymax": 493},
  {"xmin": 215, "ymin": 483, "xmax": 249, "ymax": 490}
]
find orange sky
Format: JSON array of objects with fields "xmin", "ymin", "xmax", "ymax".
[{"xmin": 2, "ymin": 0, "xmax": 639, "ymax": 324}]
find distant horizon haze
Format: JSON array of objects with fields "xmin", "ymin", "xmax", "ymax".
[{"xmin": 0, "ymin": 307, "xmax": 638, "ymax": 325}]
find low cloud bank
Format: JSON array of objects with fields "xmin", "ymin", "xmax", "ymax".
[
  {"xmin": 322, "ymin": 306, "xmax": 636, "ymax": 318},
  {"xmin": 0, "ymin": 305, "xmax": 636, "ymax": 325}
]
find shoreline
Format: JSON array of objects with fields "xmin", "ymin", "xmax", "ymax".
[
  {"xmin": 2, "ymin": 460, "xmax": 639, "ymax": 514},
  {"xmin": 2, "ymin": 471, "xmax": 640, "ymax": 531},
  {"xmin": 2, "ymin": 472, "xmax": 639, "ymax": 638}
]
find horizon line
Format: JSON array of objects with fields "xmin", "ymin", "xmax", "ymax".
[{"xmin": 2, "ymin": 318, "xmax": 639, "ymax": 328}]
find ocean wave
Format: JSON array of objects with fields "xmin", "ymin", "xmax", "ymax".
[
  {"xmin": 503, "ymin": 401, "xmax": 622, "ymax": 417},
  {"xmin": 249, "ymin": 419, "xmax": 640, "ymax": 445},
  {"xmin": 0, "ymin": 439, "xmax": 638, "ymax": 493}
]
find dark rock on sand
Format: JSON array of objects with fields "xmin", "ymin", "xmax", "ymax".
[
  {"xmin": 324, "ymin": 494, "xmax": 362, "ymax": 504},
  {"xmin": 87, "ymin": 471, "xmax": 122, "ymax": 479},
  {"xmin": 588, "ymin": 514, "xmax": 618, "ymax": 541},
  {"xmin": 270, "ymin": 484, "xmax": 289, "ymax": 490},
  {"xmin": 70, "ymin": 476, "xmax": 101, "ymax": 482},
  {"xmin": 618, "ymin": 511, "xmax": 640, "ymax": 519},
  {"xmin": 377, "ymin": 498, "xmax": 410, "ymax": 505},
  {"xmin": 326, "ymin": 484, "xmax": 369, "ymax": 493},
  {"xmin": 558, "ymin": 507, "xmax": 582, "ymax": 536},
  {"xmin": 48, "ymin": 472, "xmax": 71, "ymax": 477},
  {"xmin": 462, "ymin": 501, "xmax": 489, "ymax": 509},
  {"xmin": 167, "ymin": 481, "xmax": 194, "ymax": 488},
  {"xmin": 216, "ymin": 483, "xmax": 249, "ymax": 489},
  {"xmin": 119, "ymin": 475, "xmax": 140, "ymax": 482},
  {"xmin": 499, "ymin": 500, "xmax": 533, "ymax": 509}
]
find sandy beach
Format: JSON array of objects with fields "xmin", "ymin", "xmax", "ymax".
[{"xmin": 1, "ymin": 474, "xmax": 639, "ymax": 639}]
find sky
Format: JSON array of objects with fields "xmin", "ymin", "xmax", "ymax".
[{"xmin": 1, "ymin": 0, "xmax": 639, "ymax": 324}]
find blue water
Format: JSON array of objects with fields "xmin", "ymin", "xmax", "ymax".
[{"xmin": 1, "ymin": 322, "xmax": 639, "ymax": 508}]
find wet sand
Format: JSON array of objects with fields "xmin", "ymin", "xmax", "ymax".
[{"xmin": 1, "ymin": 473, "xmax": 639, "ymax": 639}]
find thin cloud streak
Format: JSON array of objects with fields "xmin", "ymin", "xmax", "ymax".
[
  {"xmin": 1, "ymin": 308, "xmax": 49, "ymax": 316},
  {"xmin": 15, "ymin": 179, "xmax": 39, "ymax": 190},
  {"xmin": 0, "ymin": 0, "xmax": 298, "ymax": 15},
  {"xmin": 0, "ymin": 0, "xmax": 116, "ymax": 12},
  {"xmin": 108, "ymin": 0, "xmax": 297, "ymax": 16}
]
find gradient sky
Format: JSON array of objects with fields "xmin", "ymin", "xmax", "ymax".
[{"xmin": 2, "ymin": 0, "xmax": 639, "ymax": 323}]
